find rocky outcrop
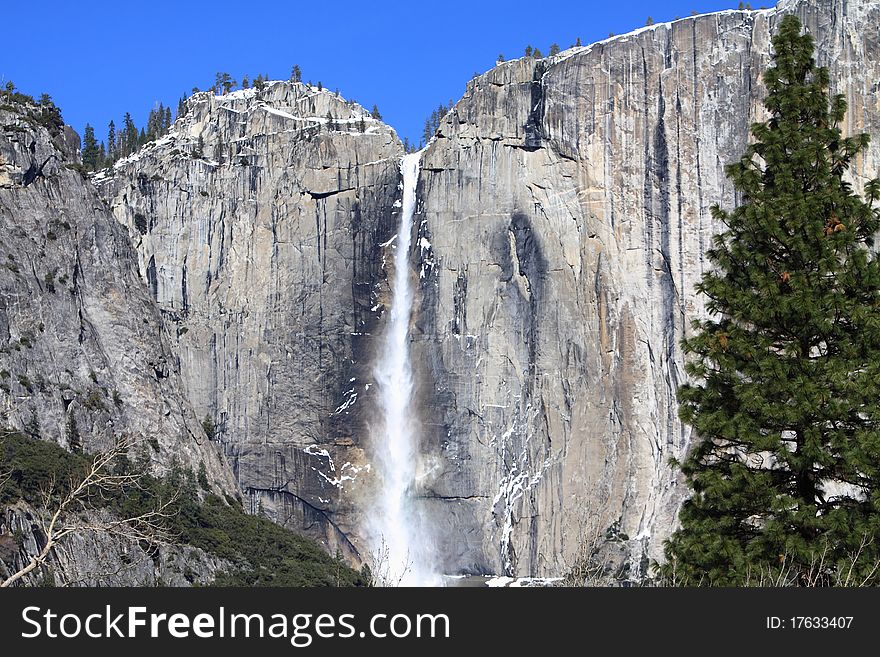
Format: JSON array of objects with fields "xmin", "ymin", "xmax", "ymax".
[
  {"xmin": 96, "ymin": 83, "xmax": 404, "ymax": 558},
  {"xmin": 0, "ymin": 102, "xmax": 234, "ymax": 488},
  {"xmin": 0, "ymin": 504, "xmax": 228, "ymax": 586},
  {"xmin": 0, "ymin": 99, "xmax": 240, "ymax": 584},
  {"xmin": 412, "ymin": 0, "xmax": 880, "ymax": 577}
]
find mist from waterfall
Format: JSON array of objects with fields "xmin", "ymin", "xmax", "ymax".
[{"xmin": 366, "ymin": 151, "xmax": 440, "ymax": 586}]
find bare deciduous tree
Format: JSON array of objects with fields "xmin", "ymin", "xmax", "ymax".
[{"xmin": 0, "ymin": 440, "xmax": 176, "ymax": 588}]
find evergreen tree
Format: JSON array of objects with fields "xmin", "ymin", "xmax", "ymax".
[
  {"xmin": 370, "ymin": 104, "xmax": 382, "ymax": 120},
  {"xmin": 356, "ymin": 116, "xmax": 366, "ymax": 133},
  {"xmin": 497, "ymin": 53, "xmax": 505, "ymax": 63},
  {"xmin": 98, "ymin": 141, "xmax": 106, "ymax": 168},
  {"xmin": 242, "ymin": 75, "xmax": 249, "ymax": 89},
  {"xmin": 533, "ymin": 47, "xmax": 543, "ymax": 58},
  {"xmin": 122, "ymin": 112, "xmax": 137, "ymax": 156},
  {"xmin": 81, "ymin": 124, "xmax": 100, "ymax": 171},
  {"xmin": 215, "ymin": 72, "xmax": 236, "ymax": 94},
  {"xmin": 662, "ymin": 15, "xmax": 880, "ymax": 586},
  {"xmin": 524, "ymin": 45, "xmax": 533, "ymax": 57},
  {"xmin": 165, "ymin": 106, "xmax": 172, "ymax": 131},
  {"xmin": 107, "ymin": 120, "xmax": 117, "ymax": 161},
  {"xmin": 325, "ymin": 111, "xmax": 336, "ymax": 132},
  {"xmin": 254, "ymin": 75, "xmax": 265, "ymax": 92},
  {"xmin": 291, "ymin": 65, "xmax": 302, "ymax": 83},
  {"xmin": 549, "ymin": 43, "xmax": 560, "ymax": 56}
]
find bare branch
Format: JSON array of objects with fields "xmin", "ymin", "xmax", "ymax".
[{"xmin": 1, "ymin": 437, "xmax": 176, "ymax": 588}]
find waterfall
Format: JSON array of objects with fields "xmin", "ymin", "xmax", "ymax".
[{"xmin": 367, "ymin": 151, "xmax": 440, "ymax": 586}]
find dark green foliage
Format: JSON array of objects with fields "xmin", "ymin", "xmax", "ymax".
[
  {"xmin": 81, "ymin": 124, "xmax": 100, "ymax": 171},
  {"xmin": 214, "ymin": 72, "xmax": 236, "ymax": 94},
  {"xmin": 122, "ymin": 112, "xmax": 138, "ymax": 157},
  {"xmin": 290, "ymin": 65, "xmax": 302, "ymax": 83},
  {"xmin": 197, "ymin": 462, "xmax": 209, "ymax": 490},
  {"xmin": 524, "ymin": 45, "xmax": 533, "ymax": 57},
  {"xmin": 34, "ymin": 93, "xmax": 63, "ymax": 137},
  {"xmin": 663, "ymin": 16, "xmax": 880, "ymax": 586},
  {"xmin": 421, "ymin": 101, "xmax": 454, "ymax": 147},
  {"xmin": 549, "ymin": 43, "xmax": 561, "ymax": 56},
  {"xmin": 0, "ymin": 430, "xmax": 90, "ymax": 505},
  {"xmin": 0, "ymin": 431, "xmax": 364, "ymax": 587},
  {"xmin": 201, "ymin": 415, "xmax": 215, "ymax": 441},
  {"xmin": 133, "ymin": 213, "xmax": 148, "ymax": 235},
  {"xmin": 370, "ymin": 104, "xmax": 382, "ymax": 121},
  {"xmin": 106, "ymin": 120, "xmax": 117, "ymax": 161},
  {"xmin": 1, "ymin": 85, "xmax": 64, "ymax": 138}
]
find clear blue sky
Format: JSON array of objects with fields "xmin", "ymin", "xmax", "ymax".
[{"xmin": 2, "ymin": 0, "xmax": 748, "ymax": 147}]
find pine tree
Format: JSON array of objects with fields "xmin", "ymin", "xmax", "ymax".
[
  {"xmin": 524, "ymin": 45, "xmax": 533, "ymax": 57},
  {"xmin": 164, "ymin": 106, "xmax": 172, "ymax": 131},
  {"xmin": 325, "ymin": 111, "xmax": 336, "ymax": 132},
  {"xmin": 215, "ymin": 72, "xmax": 235, "ymax": 94},
  {"xmin": 662, "ymin": 15, "xmax": 880, "ymax": 586},
  {"xmin": 291, "ymin": 65, "xmax": 302, "ymax": 83},
  {"xmin": 356, "ymin": 116, "xmax": 366, "ymax": 133},
  {"xmin": 533, "ymin": 48, "xmax": 543, "ymax": 58},
  {"xmin": 370, "ymin": 104, "xmax": 382, "ymax": 120},
  {"xmin": 107, "ymin": 120, "xmax": 117, "ymax": 162},
  {"xmin": 122, "ymin": 112, "xmax": 137, "ymax": 156},
  {"xmin": 242, "ymin": 75, "xmax": 249, "ymax": 89},
  {"xmin": 81, "ymin": 123, "xmax": 100, "ymax": 171},
  {"xmin": 549, "ymin": 43, "xmax": 560, "ymax": 56}
]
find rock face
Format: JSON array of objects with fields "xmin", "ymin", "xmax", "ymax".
[
  {"xmin": 96, "ymin": 83, "xmax": 404, "ymax": 558},
  {"xmin": 0, "ymin": 100, "xmax": 238, "ymax": 583},
  {"xmin": 1, "ymin": 504, "xmax": 228, "ymax": 586},
  {"xmin": 99, "ymin": 0, "xmax": 880, "ymax": 578},
  {"xmin": 412, "ymin": 0, "xmax": 880, "ymax": 577}
]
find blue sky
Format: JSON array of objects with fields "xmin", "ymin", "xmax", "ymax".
[{"xmin": 2, "ymin": 0, "xmax": 748, "ymax": 147}]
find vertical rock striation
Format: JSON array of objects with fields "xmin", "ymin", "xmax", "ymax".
[
  {"xmin": 412, "ymin": 0, "xmax": 880, "ymax": 577},
  {"xmin": 0, "ymin": 103, "xmax": 234, "ymax": 490},
  {"xmin": 97, "ymin": 82, "xmax": 404, "ymax": 558},
  {"xmin": 98, "ymin": 0, "xmax": 880, "ymax": 578}
]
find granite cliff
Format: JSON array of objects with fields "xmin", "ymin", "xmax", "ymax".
[
  {"xmin": 0, "ymin": 96, "xmax": 238, "ymax": 584},
  {"xmin": 97, "ymin": 0, "xmax": 880, "ymax": 578},
  {"xmin": 95, "ymin": 83, "xmax": 404, "ymax": 560}
]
